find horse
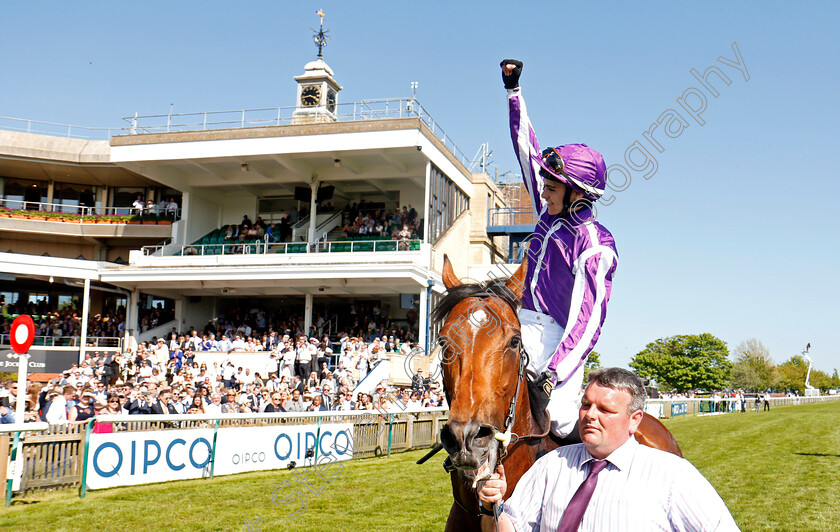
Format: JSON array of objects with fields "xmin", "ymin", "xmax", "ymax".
[{"xmin": 432, "ymin": 255, "xmax": 681, "ymax": 531}]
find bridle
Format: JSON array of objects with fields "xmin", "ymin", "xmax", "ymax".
[{"xmin": 492, "ymin": 342, "xmax": 529, "ymax": 458}]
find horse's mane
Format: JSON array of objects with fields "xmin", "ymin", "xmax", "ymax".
[{"xmin": 430, "ymin": 279, "xmax": 518, "ymax": 325}]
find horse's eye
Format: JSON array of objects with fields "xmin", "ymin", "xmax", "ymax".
[{"xmin": 509, "ymin": 336, "xmax": 521, "ymax": 350}]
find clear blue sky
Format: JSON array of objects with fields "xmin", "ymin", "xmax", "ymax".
[{"xmin": 2, "ymin": 1, "xmax": 839, "ymax": 376}]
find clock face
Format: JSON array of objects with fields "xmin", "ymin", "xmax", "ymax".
[
  {"xmin": 301, "ymin": 85, "xmax": 321, "ymax": 107},
  {"xmin": 326, "ymin": 90, "xmax": 336, "ymax": 113}
]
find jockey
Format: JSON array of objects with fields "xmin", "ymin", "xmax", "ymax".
[{"xmin": 501, "ymin": 59, "xmax": 618, "ymax": 439}]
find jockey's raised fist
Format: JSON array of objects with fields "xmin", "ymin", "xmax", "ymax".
[{"xmin": 500, "ymin": 59, "xmax": 523, "ymax": 89}]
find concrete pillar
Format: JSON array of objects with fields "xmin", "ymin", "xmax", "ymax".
[
  {"xmin": 46, "ymin": 180, "xmax": 55, "ymax": 210},
  {"xmin": 418, "ymin": 285, "xmax": 428, "ymax": 355},
  {"xmin": 178, "ymin": 192, "xmax": 191, "ymax": 246},
  {"xmin": 79, "ymin": 278, "xmax": 90, "ymax": 363},
  {"xmin": 304, "ymin": 293, "xmax": 313, "ymax": 337},
  {"xmin": 307, "ymin": 180, "xmax": 319, "ymax": 248},
  {"xmin": 125, "ymin": 290, "xmax": 139, "ymax": 352},
  {"xmin": 174, "ymin": 298, "xmax": 184, "ymax": 335}
]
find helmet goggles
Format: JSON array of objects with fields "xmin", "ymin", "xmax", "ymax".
[{"xmin": 539, "ymin": 147, "xmax": 571, "ymax": 181}]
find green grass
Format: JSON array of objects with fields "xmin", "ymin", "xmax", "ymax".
[
  {"xmin": 664, "ymin": 401, "xmax": 840, "ymax": 531},
  {"xmin": 1, "ymin": 401, "xmax": 838, "ymax": 531}
]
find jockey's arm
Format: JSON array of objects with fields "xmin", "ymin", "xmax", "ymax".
[{"xmin": 504, "ymin": 66, "xmax": 545, "ymax": 217}]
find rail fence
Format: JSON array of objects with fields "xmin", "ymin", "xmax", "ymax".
[
  {"xmin": 2, "ymin": 409, "xmax": 448, "ymax": 497},
  {"xmin": 645, "ymin": 394, "xmax": 840, "ymax": 419}
]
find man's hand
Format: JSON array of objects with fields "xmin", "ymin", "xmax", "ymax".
[
  {"xmin": 500, "ymin": 59, "xmax": 523, "ymax": 89},
  {"xmin": 477, "ymin": 463, "xmax": 507, "ymax": 508}
]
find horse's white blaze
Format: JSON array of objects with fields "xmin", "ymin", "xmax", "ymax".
[{"xmin": 468, "ymin": 309, "xmax": 488, "ymax": 327}]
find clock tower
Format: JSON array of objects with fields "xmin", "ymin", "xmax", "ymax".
[{"xmin": 292, "ymin": 10, "xmax": 342, "ymax": 125}]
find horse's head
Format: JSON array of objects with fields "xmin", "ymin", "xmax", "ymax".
[{"xmin": 433, "ymin": 255, "xmax": 527, "ymax": 486}]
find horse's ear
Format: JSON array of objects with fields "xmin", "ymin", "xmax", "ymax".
[
  {"xmin": 442, "ymin": 254, "xmax": 462, "ymax": 290},
  {"xmin": 505, "ymin": 255, "xmax": 528, "ymax": 300}
]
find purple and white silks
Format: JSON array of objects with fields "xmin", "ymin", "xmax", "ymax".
[{"xmin": 507, "ymin": 88, "xmax": 618, "ymax": 383}]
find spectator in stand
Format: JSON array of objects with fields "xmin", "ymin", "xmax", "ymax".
[
  {"xmin": 264, "ymin": 392, "xmax": 286, "ymax": 413},
  {"xmin": 166, "ymin": 197, "xmax": 179, "ymax": 217},
  {"xmin": 307, "ymin": 394, "xmax": 329, "ymax": 412},
  {"xmin": 132, "ymin": 195, "xmax": 145, "ymax": 215},
  {"xmin": 189, "ymin": 394, "xmax": 205, "ymax": 414},
  {"xmin": 286, "ymin": 389, "xmax": 307, "ymax": 412},
  {"xmin": 205, "ymin": 392, "xmax": 223, "ymax": 415},
  {"xmin": 46, "ymin": 385, "xmax": 76, "ymax": 425}
]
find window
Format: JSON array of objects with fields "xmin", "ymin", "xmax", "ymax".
[
  {"xmin": 0, "ymin": 292, "xmax": 19, "ymax": 305},
  {"xmin": 427, "ymin": 165, "xmax": 469, "ymax": 243}
]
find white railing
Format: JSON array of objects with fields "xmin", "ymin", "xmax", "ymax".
[
  {"xmin": 0, "ymin": 334, "xmax": 122, "ymax": 349},
  {"xmin": 122, "ymin": 98, "xmax": 470, "ymax": 168},
  {"xmin": 141, "ymin": 238, "xmax": 422, "ymax": 256},
  {"xmin": 0, "ymin": 197, "xmax": 180, "ymax": 219},
  {"xmin": 2, "ymin": 99, "xmax": 472, "ymax": 168},
  {"xmin": 0, "ymin": 116, "xmax": 118, "ymax": 139}
]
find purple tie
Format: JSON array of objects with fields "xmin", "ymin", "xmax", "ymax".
[{"xmin": 558, "ymin": 460, "xmax": 608, "ymax": 532}]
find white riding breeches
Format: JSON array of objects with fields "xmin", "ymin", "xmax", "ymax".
[{"xmin": 518, "ymin": 308, "xmax": 586, "ymax": 438}]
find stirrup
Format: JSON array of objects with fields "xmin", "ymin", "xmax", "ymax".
[{"xmin": 534, "ymin": 371, "xmax": 555, "ymax": 398}]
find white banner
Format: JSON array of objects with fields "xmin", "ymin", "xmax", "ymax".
[
  {"xmin": 213, "ymin": 423, "xmax": 353, "ymax": 476},
  {"xmin": 85, "ymin": 422, "xmax": 354, "ymax": 490},
  {"xmin": 86, "ymin": 428, "xmax": 215, "ymax": 490}
]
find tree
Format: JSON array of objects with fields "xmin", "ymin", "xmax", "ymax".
[
  {"xmin": 776, "ymin": 355, "xmax": 835, "ymax": 394},
  {"xmin": 584, "ymin": 351, "xmax": 601, "ymax": 381},
  {"xmin": 629, "ymin": 334, "xmax": 731, "ymax": 393},
  {"xmin": 730, "ymin": 338, "xmax": 777, "ymax": 391},
  {"xmin": 777, "ymin": 355, "xmax": 808, "ymax": 394}
]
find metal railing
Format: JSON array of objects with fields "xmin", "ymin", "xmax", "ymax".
[
  {"xmin": 487, "ymin": 206, "xmax": 537, "ymax": 227},
  {"xmin": 645, "ymin": 394, "xmax": 840, "ymax": 419},
  {"xmin": 123, "ymin": 98, "xmax": 470, "ymax": 168},
  {"xmin": 141, "ymin": 238, "xmax": 422, "ymax": 256},
  {"xmin": 0, "ymin": 335, "xmax": 122, "ymax": 349},
  {"xmin": 0, "ymin": 116, "xmax": 118, "ymax": 140},
  {"xmin": 2, "ymin": 99, "xmax": 472, "ymax": 168},
  {"xmin": 0, "ymin": 197, "xmax": 180, "ymax": 220}
]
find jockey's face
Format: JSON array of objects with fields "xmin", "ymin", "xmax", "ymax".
[{"xmin": 541, "ymin": 179, "xmax": 583, "ymax": 216}]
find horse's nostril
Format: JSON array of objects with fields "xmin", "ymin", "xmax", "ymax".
[
  {"xmin": 440, "ymin": 425, "xmax": 458, "ymax": 452},
  {"xmin": 475, "ymin": 426, "xmax": 494, "ymax": 440}
]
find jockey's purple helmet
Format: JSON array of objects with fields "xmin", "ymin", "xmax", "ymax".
[{"xmin": 537, "ymin": 143, "xmax": 606, "ymax": 201}]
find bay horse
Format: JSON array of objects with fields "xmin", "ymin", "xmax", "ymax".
[{"xmin": 432, "ymin": 256, "xmax": 680, "ymax": 531}]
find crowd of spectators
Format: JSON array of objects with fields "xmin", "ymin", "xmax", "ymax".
[
  {"xmin": 131, "ymin": 195, "xmax": 179, "ymax": 217},
  {"xmin": 0, "ymin": 299, "xmax": 125, "ymax": 341},
  {"xmin": 0, "ymin": 334, "xmax": 444, "ymax": 425},
  {"xmin": 339, "ymin": 203, "xmax": 420, "ymax": 241}
]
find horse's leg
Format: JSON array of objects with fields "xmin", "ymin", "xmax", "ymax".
[{"xmin": 634, "ymin": 413, "xmax": 682, "ymax": 457}]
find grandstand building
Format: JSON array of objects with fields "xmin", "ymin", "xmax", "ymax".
[{"xmin": 0, "ymin": 51, "xmax": 513, "ymax": 380}]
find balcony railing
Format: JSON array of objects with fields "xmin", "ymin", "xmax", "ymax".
[
  {"xmin": 123, "ymin": 98, "xmax": 470, "ymax": 168},
  {"xmin": 141, "ymin": 238, "xmax": 423, "ymax": 257},
  {"xmin": 0, "ymin": 335, "xmax": 122, "ymax": 349},
  {"xmin": 0, "ymin": 198, "xmax": 180, "ymax": 220},
  {"xmin": 487, "ymin": 206, "xmax": 537, "ymax": 227},
  {"xmin": 0, "ymin": 116, "xmax": 119, "ymax": 140}
]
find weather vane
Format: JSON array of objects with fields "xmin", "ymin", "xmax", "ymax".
[{"xmin": 311, "ymin": 9, "xmax": 330, "ymax": 59}]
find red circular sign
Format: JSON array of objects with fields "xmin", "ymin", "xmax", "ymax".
[{"xmin": 10, "ymin": 315, "xmax": 35, "ymax": 354}]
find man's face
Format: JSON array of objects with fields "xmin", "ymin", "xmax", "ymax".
[
  {"xmin": 578, "ymin": 383, "xmax": 643, "ymax": 459},
  {"xmin": 540, "ymin": 179, "xmax": 583, "ymax": 216}
]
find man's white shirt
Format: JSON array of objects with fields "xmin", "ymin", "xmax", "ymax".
[{"xmin": 504, "ymin": 437, "xmax": 740, "ymax": 531}]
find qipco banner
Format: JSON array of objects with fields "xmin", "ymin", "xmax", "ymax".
[
  {"xmin": 86, "ymin": 428, "xmax": 215, "ymax": 490},
  {"xmin": 85, "ymin": 423, "xmax": 354, "ymax": 490},
  {"xmin": 213, "ymin": 423, "xmax": 353, "ymax": 476}
]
